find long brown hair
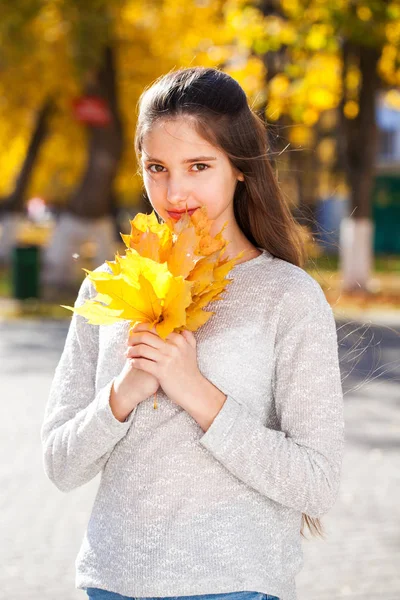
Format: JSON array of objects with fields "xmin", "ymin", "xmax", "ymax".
[{"xmin": 134, "ymin": 66, "xmax": 323, "ymax": 540}]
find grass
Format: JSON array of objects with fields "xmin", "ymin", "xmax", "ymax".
[
  {"xmin": 0, "ymin": 268, "xmax": 11, "ymax": 297},
  {"xmin": 306, "ymin": 254, "xmax": 400, "ymax": 273}
]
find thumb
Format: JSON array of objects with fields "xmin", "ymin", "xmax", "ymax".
[{"xmin": 182, "ymin": 329, "xmax": 196, "ymax": 347}]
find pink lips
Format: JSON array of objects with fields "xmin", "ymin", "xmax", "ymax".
[{"xmin": 167, "ymin": 208, "xmax": 198, "ymax": 220}]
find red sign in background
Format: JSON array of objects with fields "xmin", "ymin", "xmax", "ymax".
[{"xmin": 72, "ymin": 96, "xmax": 112, "ymax": 126}]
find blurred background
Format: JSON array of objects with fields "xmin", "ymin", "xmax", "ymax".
[{"xmin": 0, "ymin": 1, "xmax": 399, "ymax": 599}]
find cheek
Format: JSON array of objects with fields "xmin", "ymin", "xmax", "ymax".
[
  {"xmin": 200, "ymin": 172, "xmax": 225, "ymax": 196},
  {"xmin": 202, "ymin": 173, "xmax": 235, "ymax": 204},
  {"xmin": 143, "ymin": 174, "xmax": 164, "ymax": 198}
]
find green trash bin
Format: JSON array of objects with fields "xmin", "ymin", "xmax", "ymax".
[{"xmin": 11, "ymin": 245, "xmax": 41, "ymax": 300}]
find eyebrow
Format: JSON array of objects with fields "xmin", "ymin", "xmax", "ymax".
[{"xmin": 143, "ymin": 155, "xmax": 217, "ymax": 164}]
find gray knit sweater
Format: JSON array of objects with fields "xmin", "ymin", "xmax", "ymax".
[{"xmin": 40, "ymin": 248, "xmax": 344, "ymax": 600}]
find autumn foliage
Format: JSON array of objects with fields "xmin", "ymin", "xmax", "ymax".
[{"xmin": 62, "ymin": 206, "xmax": 244, "ymax": 339}]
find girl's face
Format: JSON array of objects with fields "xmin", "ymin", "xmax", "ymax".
[{"xmin": 140, "ymin": 117, "xmax": 244, "ymax": 236}]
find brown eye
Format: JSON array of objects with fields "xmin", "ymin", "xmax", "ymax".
[
  {"xmin": 192, "ymin": 163, "xmax": 209, "ymax": 171},
  {"xmin": 147, "ymin": 164, "xmax": 165, "ymax": 173}
]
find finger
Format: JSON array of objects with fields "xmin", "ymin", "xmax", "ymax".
[
  {"xmin": 130, "ymin": 321, "xmax": 150, "ymax": 332},
  {"xmin": 129, "ymin": 357, "xmax": 158, "ymax": 376},
  {"xmin": 133, "ymin": 331, "xmax": 165, "ymax": 349},
  {"xmin": 128, "ymin": 329, "xmax": 163, "ymax": 348},
  {"xmin": 135, "ymin": 321, "xmax": 157, "ymax": 334},
  {"xmin": 180, "ymin": 330, "xmax": 197, "ymax": 348},
  {"xmin": 128, "ymin": 322, "xmax": 146, "ymax": 341},
  {"xmin": 165, "ymin": 331, "xmax": 186, "ymax": 348},
  {"xmin": 126, "ymin": 344, "xmax": 160, "ymax": 362}
]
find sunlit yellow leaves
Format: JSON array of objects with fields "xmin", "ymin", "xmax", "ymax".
[
  {"xmin": 265, "ymin": 102, "xmax": 282, "ymax": 122},
  {"xmin": 387, "ymin": 2, "xmax": 400, "ymax": 20},
  {"xmin": 100, "ymin": 272, "xmax": 163, "ymax": 324},
  {"xmin": 121, "ymin": 211, "xmax": 173, "ymax": 263},
  {"xmin": 63, "ymin": 253, "xmax": 190, "ymax": 336},
  {"xmin": 224, "ymin": 55, "xmax": 267, "ymax": 103},
  {"xmin": 386, "ymin": 20, "xmax": 400, "ymax": 44},
  {"xmin": 308, "ymin": 88, "xmax": 337, "ymax": 111},
  {"xmin": 281, "ymin": 0, "xmax": 301, "ymax": 18},
  {"xmin": 288, "ymin": 124, "xmax": 314, "ymax": 146},
  {"xmin": 165, "ymin": 206, "xmax": 228, "ymax": 274},
  {"xmin": 344, "ymin": 100, "xmax": 359, "ymax": 119},
  {"xmin": 346, "ymin": 66, "xmax": 361, "ymax": 91},
  {"xmin": 266, "ymin": 74, "xmax": 289, "ymax": 121},
  {"xmin": 106, "ymin": 251, "xmax": 173, "ymax": 297},
  {"xmin": 0, "ymin": 132, "xmax": 27, "ymax": 196},
  {"xmin": 167, "ymin": 224, "xmax": 201, "ymax": 279},
  {"xmin": 226, "ymin": 5, "xmax": 266, "ymax": 49},
  {"xmin": 357, "ymin": 6, "xmax": 373, "ymax": 21},
  {"xmin": 301, "ymin": 108, "xmax": 319, "ymax": 126},
  {"xmin": 186, "ymin": 252, "xmax": 219, "ymax": 296},
  {"xmin": 266, "ymin": 52, "xmax": 341, "ymax": 125},
  {"xmin": 158, "ymin": 275, "xmax": 193, "ymax": 338},
  {"xmin": 281, "ymin": 22, "xmax": 297, "ymax": 45},
  {"xmin": 0, "ymin": 0, "xmax": 88, "ymax": 201},
  {"xmin": 269, "ymin": 74, "xmax": 290, "ymax": 97},
  {"xmin": 5, "ymin": 0, "xmax": 400, "ymax": 213},
  {"xmin": 378, "ymin": 43, "xmax": 400, "ymax": 84},
  {"xmin": 245, "ymin": 0, "xmax": 400, "ymax": 134},
  {"xmin": 385, "ymin": 89, "xmax": 400, "ymax": 110},
  {"xmin": 120, "ymin": 2, "xmax": 148, "ymax": 26},
  {"xmin": 305, "ymin": 25, "xmax": 331, "ymax": 51},
  {"xmin": 264, "ymin": 15, "xmax": 284, "ymax": 39},
  {"xmin": 63, "ymin": 206, "xmax": 243, "ymax": 339},
  {"xmin": 316, "ymin": 138, "xmax": 336, "ymax": 165},
  {"xmin": 206, "ymin": 45, "xmax": 232, "ymax": 65},
  {"xmin": 179, "ymin": 249, "xmax": 242, "ymax": 333},
  {"xmin": 63, "ymin": 300, "xmax": 124, "ymax": 325},
  {"xmin": 4, "ymin": 0, "xmax": 269, "ymax": 206}
]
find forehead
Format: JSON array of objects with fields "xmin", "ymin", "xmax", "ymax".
[{"xmin": 141, "ymin": 117, "xmax": 218, "ymax": 157}]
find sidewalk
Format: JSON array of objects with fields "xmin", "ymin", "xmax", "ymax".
[{"xmin": 1, "ymin": 317, "xmax": 399, "ymax": 599}]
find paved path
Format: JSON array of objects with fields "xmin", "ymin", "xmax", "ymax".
[{"xmin": 0, "ymin": 317, "xmax": 399, "ymax": 600}]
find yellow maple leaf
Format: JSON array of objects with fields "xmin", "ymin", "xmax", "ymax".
[
  {"xmin": 109, "ymin": 250, "xmax": 172, "ymax": 297},
  {"xmin": 62, "ymin": 205, "xmax": 246, "ymax": 409},
  {"xmin": 167, "ymin": 223, "xmax": 201, "ymax": 278},
  {"xmin": 121, "ymin": 211, "xmax": 173, "ymax": 262},
  {"xmin": 155, "ymin": 276, "xmax": 193, "ymax": 339},
  {"xmin": 177, "ymin": 304, "xmax": 215, "ymax": 332},
  {"xmin": 61, "ymin": 300, "xmax": 125, "ymax": 325},
  {"xmin": 90, "ymin": 271, "xmax": 164, "ymax": 326}
]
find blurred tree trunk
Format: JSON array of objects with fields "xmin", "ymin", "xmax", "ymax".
[
  {"xmin": 290, "ymin": 145, "xmax": 319, "ymax": 230},
  {"xmin": 0, "ymin": 99, "xmax": 53, "ymax": 214},
  {"xmin": 0, "ymin": 99, "xmax": 52, "ymax": 264},
  {"xmin": 339, "ymin": 41, "xmax": 380, "ymax": 292},
  {"xmin": 43, "ymin": 44, "xmax": 124, "ymax": 294},
  {"xmin": 67, "ymin": 45, "xmax": 124, "ymax": 218}
]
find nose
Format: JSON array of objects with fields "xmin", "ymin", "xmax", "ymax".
[{"xmin": 166, "ymin": 177, "xmax": 189, "ymax": 206}]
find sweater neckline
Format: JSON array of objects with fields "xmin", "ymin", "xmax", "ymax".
[{"xmin": 231, "ymin": 247, "xmax": 271, "ymax": 271}]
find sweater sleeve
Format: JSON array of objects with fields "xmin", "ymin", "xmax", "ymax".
[
  {"xmin": 199, "ymin": 275, "xmax": 345, "ymax": 518},
  {"xmin": 40, "ymin": 272, "xmax": 138, "ymax": 493}
]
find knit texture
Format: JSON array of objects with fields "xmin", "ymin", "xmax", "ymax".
[{"xmin": 41, "ymin": 249, "xmax": 345, "ymax": 600}]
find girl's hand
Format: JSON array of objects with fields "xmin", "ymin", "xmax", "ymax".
[
  {"xmin": 109, "ymin": 323, "xmax": 161, "ymax": 421},
  {"xmin": 126, "ymin": 323, "xmax": 204, "ymax": 408}
]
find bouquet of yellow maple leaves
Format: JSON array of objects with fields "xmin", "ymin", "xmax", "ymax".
[{"xmin": 62, "ymin": 205, "xmax": 244, "ymax": 408}]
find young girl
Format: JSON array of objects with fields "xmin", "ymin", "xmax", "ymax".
[{"xmin": 41, "ymin": 67, "xmax": 344, "ymax": 600}]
